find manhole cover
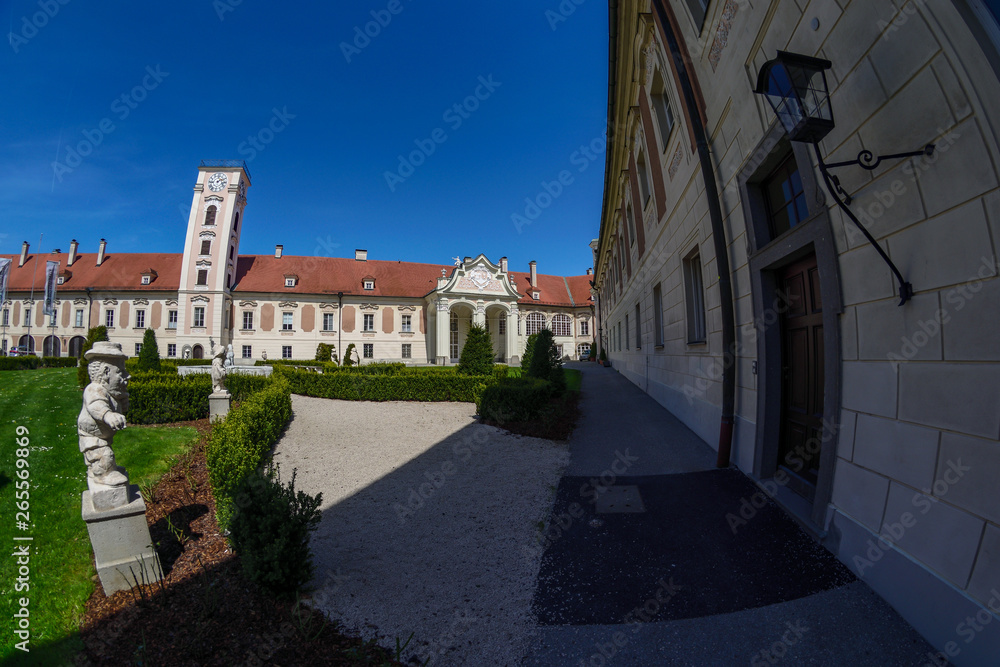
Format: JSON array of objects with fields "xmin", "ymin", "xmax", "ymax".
[{"xmin": 595, "ymin": 485, "xmax": 645, "ymax": 514}]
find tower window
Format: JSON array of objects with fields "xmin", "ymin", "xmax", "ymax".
[
  {"xmin": 200, "ymin": 240, "xmax": 211, "ymax": 256},
  {"xmin": 196, "ymin": 269, "xmax": 208, "ymax": 286},
  {"xmin": 233, "ymin": 212, "xmax": 240, "ymax": 231},
  {"xmin": 204, "ymin": 205, "xmax": 217, "ymax": 226}
]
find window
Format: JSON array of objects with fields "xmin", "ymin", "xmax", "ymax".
[
  {"xmin": 637, "ymin": 150, "xmax": 651, "ymax": 207},
  {"xmin": 50, "ymin": 311, "xmax": 57, "ymax": 327},
  {"xmin": 282, "ymin": 345, "xmax": 292, "ymax": 359},
  {"xmin": 517, "ymin": 315, "xmax": 522, "ymax": 337},
  {"xmin": 323, "ymin": 313, "xmax": 335, "ymax": 331},
  {"xmin": 200, "ymin": 240, "xmax": 211, "ymax": 255},
  {"xmin": 242, "ymin": 345, "xmax": 252, "ymax": 359},
  {"xmin": 282, "ymin": 312, "xmax": 293, "ymax": 331},
  {"xmin": 683, "ymin": 252, "xmax": 706, "ymax": 343},
  {"xmin": 193, "ymin": 306, "xmax": 205, "ymax": 328},
  {"xmin": 229, "ymin": 246, "xmax": 235, "ymax": 261},
  {"xmin": 684, "ymin": 0, "xmax": 709, "ymax": 31},
  {"xmin": 556, "ymin": 344, "xmax": 564, "ymax": 358},
  {"xmin": 285, "ymin": 278, "xmax": 295, "ymax": 287},
  {"xmin": 105, "ymin": 309, "xmax": 114, "ymax": 328},
  {"xmin": 450, "ymin": 312, "xmax": 459, "ymax": 359},
  {"xmin": 651, "ymin": 70, "xmax": 675, "ymax": 150},
  {"xmin": 363, "ymin": 313, "xmax": 374, "ymax": 332},
  {"xmin": 653, "ymin": 283, "xmax": 664, "ymax": 346},
  {"xmin": 196, "ymin": 269, "xmax": 208, "ymax": 286},
  {"xmin": 763, "ymin": 153, "xmax": 809, "ymax": 238},
  {"xmin": 167, "ymin": 343, "xmax": 176, "ymax": 358},
  {"xmin": 135, "ymin": 343, "xmax": 142, "ymax": 356},
  {"xmin": 363, "ymin": 280, "xmax": 374, "ymax": 290},
  {"xmin": 204, "ymin": 205, "xmax": 217, "ymax": 226},
  {"xmin": 625, "ymin": 314, "xmax": 630, "ymax": 350},
  {"xmin": 532, "ymin": 291, "xmax": 540, "ymax": 300},
  {"xmin": 551, "ymin": 314, "xmax": 571, "ymax": 337},
  {"xmin": 580, "ymin": 319, "xmax": 589, "ymax": 337},
  {"xmin": 401, "ymin": 314, "xmax": 412, "ymax": 332},
  {"xmin": 168, "ymin": 310, "xmax": 178, "ymax": 329},
  {"xmin": 498, "ymin": 317, "xmax": 506, "ymax": 335},
  {"xmin": 135, "ymin": 310, "xmax": 145, "ymax": 329},
  {"xmin": 243, "ymin": 311, "xmax": 254, "ymax": 330},
  {"xmin": 635, "ymin": 303, "xmax": 642, "ymax": 349},
  {"xmin": 2, "ymin": 309, "xmax": 7, "ymax": 326},
  {"xmin": 141, "ymin": 275, "xmax": 150, "ymax": 285},
  {"xmin": 525, "ymin": 312, "xmax": 546, "ymax": 335},
  {"xmin": 363, "ymin": 343, "xmax": 373, "ymax": 358},
  {"xmin": 402, "ymin": 343, "xmax": 411, "ymax": 359},
  {"xmin": 72, "ymin": 309, "xmax": 82, "ymax": 328},
  {"xmin": 617, "ymin": 321, "xmax": 622, "ymax": 351},
  {"xmin": 233, "ymin": 212, "xmax": 239, "ymax": 231}
]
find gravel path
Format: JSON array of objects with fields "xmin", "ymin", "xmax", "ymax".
[{"xmin": 272, "ymin": 395, "xmax": 569, "ymax": 666}]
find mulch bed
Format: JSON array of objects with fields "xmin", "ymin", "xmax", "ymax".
[
  {"xmin": 76, "ymin": 418, "xmax": 402, "ymax": 666},
  {"xmin": 483, "ymin": 390, "xmax": 582, "ymax": 441}
]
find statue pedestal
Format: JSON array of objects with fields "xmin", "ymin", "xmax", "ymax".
[
  {"xmin": 209, "ymin": 391, "xmax": 232, "ymax": 423},
  {"xmin": 82, "ymin": 486, "xmax": 162, "ymax": 595}
]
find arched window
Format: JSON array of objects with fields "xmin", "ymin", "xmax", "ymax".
[
  {"xmin": 525, "ymin": 312, "xmax": 546, "ymax": 336},
  {"xmin": 551, "ymin": 314, "xmax": 571, "ymax": 337},
  {"xmin": 204, "ymin": 205, "xmax": 217, "ymax": 226},
  {"xmin": 233, "ymin": 211, "xmax": 240, "ymax": 231},
  {"xmin": 229, "ymin": 246, "xmax": 235, "ymax": 260}
]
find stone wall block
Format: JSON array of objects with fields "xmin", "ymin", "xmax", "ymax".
[
  {"xmin": 853, "ymin": 413, "xmax": 940, "ymax": 489},
  {"xmin": 842, "ymin": 361, "xmax": 898, "ymax": 418},
  {"xmin": 831, "ymin": 458, "xmax": 890, "ymax": 531},
  {"xmin": 898, "ymin": 363, "xmax": 1000, "ymax": 438}
]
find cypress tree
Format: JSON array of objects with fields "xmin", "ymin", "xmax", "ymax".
[{"xmin": 457, "ymin": 323, "xmax": 494, "ymax": 376}]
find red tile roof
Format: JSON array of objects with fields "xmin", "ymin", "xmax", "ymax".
[
  {"xmin": 1, "ymin": 252, "xmax": 182, "ymax": 292},
  {"xmin": 1, "ymin": 251, "xmax": 593, "ymax": 308}
]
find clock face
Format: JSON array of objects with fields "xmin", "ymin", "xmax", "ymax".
[{"xmin": 208, "ymin": 173, "xmax": 228, "ymax": 192}]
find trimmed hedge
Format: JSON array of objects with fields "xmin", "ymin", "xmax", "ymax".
[
  {"xmin": 126, "ymin": 372, "xmax": 276, "ymax": 424},
  {"xmin": 0, "ymin": 356, "xmax": 78, "ymax": 371},
  {"xmin": 276, "ymin": 366, "xmax": 489, "ymax": 403},
  {"xmin": 207, "ymin": 376, "xmax": 293, "ymax": 528},
  {"xmin": 478, "ymin": 377, "xmax": 554, "ymax": 423}
]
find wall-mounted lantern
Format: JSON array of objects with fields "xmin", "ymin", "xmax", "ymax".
[{"xmin": 755, "ymin": 51, "xmax": 935, "ymax": 305}]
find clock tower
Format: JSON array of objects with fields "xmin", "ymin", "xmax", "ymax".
[{"xmin": 176, "ymin": 160, "xmax": 251, "ymax": 358}]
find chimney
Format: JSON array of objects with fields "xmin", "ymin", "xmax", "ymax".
[
  {"xmin": 355, "ymin": 249, "xmax": 367, "ymax": 261},
  {"xmin": 97, "ymin": 239, "xmax": 107, "ymax": 266},
  {"xmin": 499, "ymin": 256, "xmax": 508, "ymax": 272},
  {"xmin": 275, "ymin": 244, "xmax": 283, "ymax": 259},
  {"xmin": 52, "ymin": 249, "xmax": 61, "ymax": 255},
  {"xmin": 586, "ymin": 268, "xmax": 593, "ymax": 275},
  {"xmin": 19, "ymin": 241, "xmax": 28, "ymax": 267},
  {"xmin": 529, "ymin": 260, "xmax": 537, "ymax": 288},
  {"xmin": 69, "ymin": 239, "xmax": 78, "ymax": 266}
]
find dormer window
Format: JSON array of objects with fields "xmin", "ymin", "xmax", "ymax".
[
  {"xmin": 140, "ymin": 268, "xmax": 157, "ymax": 285},
  {"xmin": 141, "ymin": 276, "xmax": 150, "ymax": 285},
  {"xmin": 532, "ymin": 291, "xmax": 540, "ymax": 300},
  {"xmin": 57, "ymin": 276, "xmax": 65, "ymax": 285},
  {"xmin": 363, "ymin": 278, "xmax": 375, "ymax": 290},
  {"xmin": 284, "ymin": 274, "xmax": 298, "ymax": 288}
]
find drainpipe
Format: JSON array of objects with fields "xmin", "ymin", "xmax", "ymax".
[
  {"xmin": 651, "ymin": 0, "xmax": 736, "ymax": 468},
  {"xmin": 85, "ymin": 287, "xmax": 93, "ymax": 330}
]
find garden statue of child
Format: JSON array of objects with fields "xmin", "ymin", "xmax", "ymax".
[
  {"xmin": 78, "ymin": 342, "xmax": 130, "ymax": 506},
  {"xmin": 211, "ymin": 344, "xmax": 228, "ymax": 394}
]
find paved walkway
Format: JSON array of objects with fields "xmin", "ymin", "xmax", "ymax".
[{"xmin": 524, "ymin": 362, "xmax": 935, "ymax": 666}]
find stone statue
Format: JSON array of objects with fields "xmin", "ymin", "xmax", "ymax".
[
  {"xmin": 211, "ymin": 344, "xmax": 228, "ymax": 394},
  {"xmin": 79, "ymin": 342, "xmax": 130, "ymax": 509},
  {"xmin": 183, "ymin": 348, "xmax": 190, "ymax": 359},
  {"xmin": 226, "ymin": 343, "xmax": 235, "ymax": 368},
  {"xmin": 261, "ymin": 349, "xmax": 267, "ymax": 361}
]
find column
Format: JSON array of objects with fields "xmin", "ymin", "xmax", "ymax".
[
  {"xmin": 506, "ymin": 307, "xmax": 519, "ymax": 365},
  {"xmin": 434, "ymin": 299, "xmax": 449, "ymax": 365}
]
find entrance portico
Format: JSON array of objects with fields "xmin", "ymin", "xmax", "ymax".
[{"xmin": 429, "ymin": 254, "xmax": 522, "ymax": 365}]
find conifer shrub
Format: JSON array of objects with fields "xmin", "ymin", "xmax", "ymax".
[
  {"xmin": 477, "ymin": 377, "xmax": 553, "ymax": 423},
  {"xmin": 136, "ymin": 328, "xmax": 161, "ymax": 372},
  {"xmin": 77, "ymin": 325, "xmax": 109, "ymax": 388},
  {"xmin": 527, "ymin": 329, "xmax": 565, "ymax": 394},
  {"xmin": 228, "ymin": 464, "xmax": 322, "ymax": 599},
  {"xmin": 315, "ymin": 342, "xmax": 334, "ymax": 362},
  {"xmin": 457, "ymin": 323, "xmax": 494, "ymax": 376},
  {"xmin": 342, "ymin": 343, "xmax": 357, "ymax": 367},
  {"xmin": 520, "ymin": 332, "xmax": 539, "ymax": 373}
]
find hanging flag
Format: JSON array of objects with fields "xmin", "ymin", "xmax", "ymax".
[
  {"xmin": 43, "ymin": 260, "xmax": 59, "ymax": 316},
  {"xmin": 0, "ymin": 258, "xmax": 10, "ymax": 310}
]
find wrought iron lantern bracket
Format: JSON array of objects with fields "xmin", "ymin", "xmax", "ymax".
[{"xmin": 813, "ymin": 143, "xmax": 935, "ymax": 306}]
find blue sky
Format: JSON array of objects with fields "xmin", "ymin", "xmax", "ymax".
[{"xmin": 2, "ymin": 1, "xmax": 608, "ymax": 278}]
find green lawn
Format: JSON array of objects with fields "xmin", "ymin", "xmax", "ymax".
[
  {"xmin": 0, "ymin": 367, "xmax": 199, "ymax": 665},
  {"xmin": 565, "ymin": 368, "xmax": 582, "ymax": 392}
]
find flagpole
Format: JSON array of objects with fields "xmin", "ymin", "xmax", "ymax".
[{"xmin": 26, "ymin": 233, "xmax": 42, "ymax": 355}]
